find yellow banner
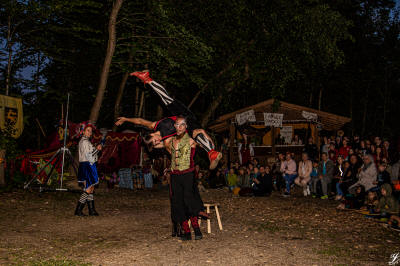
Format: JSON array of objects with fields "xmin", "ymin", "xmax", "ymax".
[{"xmin": 0, "ymin": 95, "xmax": 23, "ymax": 138}]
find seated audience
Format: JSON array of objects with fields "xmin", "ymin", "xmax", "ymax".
[
  {"xmin": 227, "ymin": 168, "xmax": 238, "ymax": 191},
  {"xmin": 349, "ymin": 154, "xmax": 377, "ymax": 193},
  {"xmin": 295, "ymin": 152, "xmax": 312, "ymax": 196},
  {"xmin": 318, "ymin": 152, "xmax": 334, "ymax": 199},
  {"xmin": 280, "ymin": 153, "xmax": 297, "ymax": 197}
]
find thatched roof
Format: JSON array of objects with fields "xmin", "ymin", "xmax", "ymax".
[{"xmin": 209, "ymin": 99, "xmax": 351, "ymax": 133}]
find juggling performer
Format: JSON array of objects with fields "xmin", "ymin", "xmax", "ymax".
[
  {"xmin": 115, "ymin": 71, "xmax": 222, "ymax": 170},
  {"xmin": 74, "ymin": 122, "xmax": 102, "ymax": 216}
]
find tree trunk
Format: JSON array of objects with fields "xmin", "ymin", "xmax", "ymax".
[
  {"xmin": 134, "ymin": 86, "xmax": 140, "ymax": 116},
  {"xmin": 349, "ymin": 86, "xmax": 354, "ymax": 136},
  {"xmin": 89, "ymin": 0, "xmax": 124, "ymax": 123},
  {"xmin": 200, "ymin": 84, "xmax": 234, "ymax": 127},
  {"xmin": 5, "ymin": 15, "xmax": 12, "ymax": 96},
  {"xmin": 361, "ymin": 87, "xmax": 369, "ymax": 138},
  {"xmin": 318, "ymin": 87, "xmax": 323, "ymax": 111},
  {"xmin": 138, "ymin": 91, "xmax": 145, "ymax": 117},
  {"xmin": 112, "ymin": 72, "xmax": 130, "ymax": 131},
  {"xmin": 156, "ymin": 104, "xmax": 163, "ymax": 120},
  {"xmin": 0, "ymin": 150, "xmax": 5, "ymax": 186}
]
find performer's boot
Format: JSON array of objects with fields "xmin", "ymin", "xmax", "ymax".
[
  {"xmin": 172, "ymin": 222, "xmax": 178, "ymax": 237},
  {"xmin": 195, "ymin": 133, "xmax": 222, "ymax": 170},
  {"xmin": 74, "ymin": 202, "xmax": 86, "ymax": 216},
  {"xmin": 180, "ymin": 220, "xmax": 192, "ymax": 241},
  {"xmin": 172, "ymin": 221, "xmax": 183, "ymax": 237},
  {"xmin": 190, "ymin": 217, "xmax": 203, "ymax": 240},
  {"xmin": 87, "ymin": 194, "xmax": 99, "ymax": 216},
  {"xmin": 75, "ymin": 192, "xmax": 88, "ymax": 216},
  {"xmin": 208, "ymin": 150, "xmax": 222, "ymax": 170},
  {"xmin": 130, "ymin": 71, "xmax": 153, "ymax": 84}
]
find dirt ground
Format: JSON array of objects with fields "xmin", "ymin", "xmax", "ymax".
[{"xmin": 0, "ymin": 183, "xmax": 399, "ymax": 266}]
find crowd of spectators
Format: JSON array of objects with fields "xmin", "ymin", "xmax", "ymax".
[{"xmin": 202, "ymin": 135, "xmax": 400, "ymax": 231}]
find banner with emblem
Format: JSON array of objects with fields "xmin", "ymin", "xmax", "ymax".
[{"xmin": 0, "ymin": 95, "xmax": 23, "ymax": 138}]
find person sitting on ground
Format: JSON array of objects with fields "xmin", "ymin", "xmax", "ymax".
[
  {"xmin": 362, "ymin": 190, "xmax": 379, "ymax": 213},
  {"xmin": 237, "ymin": 167, "xmax": 245, "ymax": 188},
  {"xmin": 295, "ymin": 152, "xmax": 312, "ymax": 196},
  {"xmin": 310, "ymin": 160, "xmax": 319, "ymax": 197},
  {"xmin": 375, "ymin": 183, "xmax": 399, "ymax": 218},
  {"xmin": 252, "ymin": 166, "xmax": 273, "ymax": 196},
  {"xmin": 227, "ymin": 168, "xmax": 238, "ymax": 192},
  {"xmin": 251, "ymin": 167, "xmax": 260, "ymax": 186},
  {"xmin": 272, "ymin": 153, "xmax": 285, "ymax": 192},
  {"xmin": 211, "ymin": 169, "xmax": 225, "ymax": 188},
  {"xmin": 318, "ymin": 152, "xmax": 335, "ymax": 199},
  {"xmin": 238, "ymin": 167, "xmax": 253, "ymax": 196},
  {"xmin": 336, "ymin": 161, "xmax": 355, "ymax": 200},
  {"xmin": 281, "ymin": 153, "xmax": 297, "ymax": 197},
  {"xmin": 374, "ymin": 163, "xmax": 391, "ymax": 189},
  {"xmin": 349, "ymin": 154, "xmax": 377, "ymax": 194},
  {"xmin": 337, "ymin": 185, "xmax": 366, "ymax": 210}
]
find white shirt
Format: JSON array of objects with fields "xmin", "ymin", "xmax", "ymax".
[{"xmin": 79, "ymin": 136, "xmax": 98, "ymax": 164}]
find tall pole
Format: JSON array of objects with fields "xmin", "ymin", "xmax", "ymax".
[{"xmin": 59, "ymin": 93, "xmax": 70, "ymax": 190}]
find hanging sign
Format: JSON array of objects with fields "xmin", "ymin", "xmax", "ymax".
[
  {"xmin": 280, "ymin": 126, "xmax": 293, "ymax": 144},
  {"xmin": 235, "ymin": 109, "xmax": 256, "ymax": 125},
  {"xmin": 302, "ymin": 110, "xmax": 318, "ymax": 121},
  {"xmin": 263, "ymin": 113, "xmax": 283, "ymax": 127},
  {"xmin": 0, "ymin": 95, "xmax": 23, "ymax": 138}
]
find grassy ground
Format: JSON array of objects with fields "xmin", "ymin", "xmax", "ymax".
[{"xmin": 0, "ymin": 183, "xmax": 399, "ymax": 265}]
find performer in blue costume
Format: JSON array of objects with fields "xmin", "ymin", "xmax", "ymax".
[{"xmin": 75, "ymin": 122, "xmax": 103, "ymax": 216}]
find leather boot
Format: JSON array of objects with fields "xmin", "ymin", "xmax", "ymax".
[
  {"xmin": 172, "ymin": 222, "xmax": 178, "ymax": 237},
  {"xmin": 130, "ymin": 71, "xmax": 152, "ymax": 84},
  {"xmin": 208, "ymin": 150, "xmax": 222, "ymax": 170},
  {"xmin": 194, "ymin": 227, "xmax": 203, "ymax": 240},
  {"xmin": 180, "ymin": 232, "xmax": 192, "ymax": 241},
  {"xmin": 74, "ymin": 202, "xmax": 86, "ymax": 216},
  {"xmin": 87, "ymin": 200, "xmax": 99, "ymax": 216}
]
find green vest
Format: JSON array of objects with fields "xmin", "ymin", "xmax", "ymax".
[{"xmin": 170, "ymin": 133, "xmax": 192, "ymax": 171}]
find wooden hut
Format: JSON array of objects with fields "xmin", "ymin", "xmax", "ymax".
[{"xmin": 209, "ymin": 99, "xmax": 351, "ymax": 165}]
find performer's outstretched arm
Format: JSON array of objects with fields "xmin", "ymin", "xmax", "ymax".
[{"xmin": 115, "ymin": 117, "xmax": 156, "ymax": 130}]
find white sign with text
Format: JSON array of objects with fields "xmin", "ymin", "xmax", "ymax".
[
  {"xmin": 235, "ymin": 109, "xmax": 256, "ymax": 125},
  {"xmin": 302, "ymin": 110, "xmax": 318, "ymax": 121},
  {"xmin": 280, "ymin": 126, "xmax": 293, "ymax": 144},
  {"xmin": 263, "ymin": 113, "xmax": 283, "ymax": 127}
]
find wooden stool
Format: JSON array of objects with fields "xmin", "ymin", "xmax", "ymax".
[{"xmin": 199, "ymin": 203, "xmax": 223, "ymax": 234}]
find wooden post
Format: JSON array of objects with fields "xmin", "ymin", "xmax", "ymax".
[
  {"xmin": 134, "ymin": 87, "xmax": 140, "ymax": 116},
  {"xmin": 0, "ymin": 150, "xmax": 5, "ymax": 186},
  {"xmin": 271, "ymin": 126, "xmax": 276, "ymax": 157},
  {"xmin": 229, "ymin": 121, "xmax": 235, "ymax": 164}
]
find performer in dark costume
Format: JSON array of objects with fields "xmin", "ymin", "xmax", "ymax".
[
  {"xmin": 165, "ymin": 116, "xmax": 204, "ymax": 240},
  {"xmin": 115, "ymin": 71, "xmax": 222, "ymax": 170},
  {"xmin": 75, "ymin": 123, "xmax": 102, "ymax": 216}
]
